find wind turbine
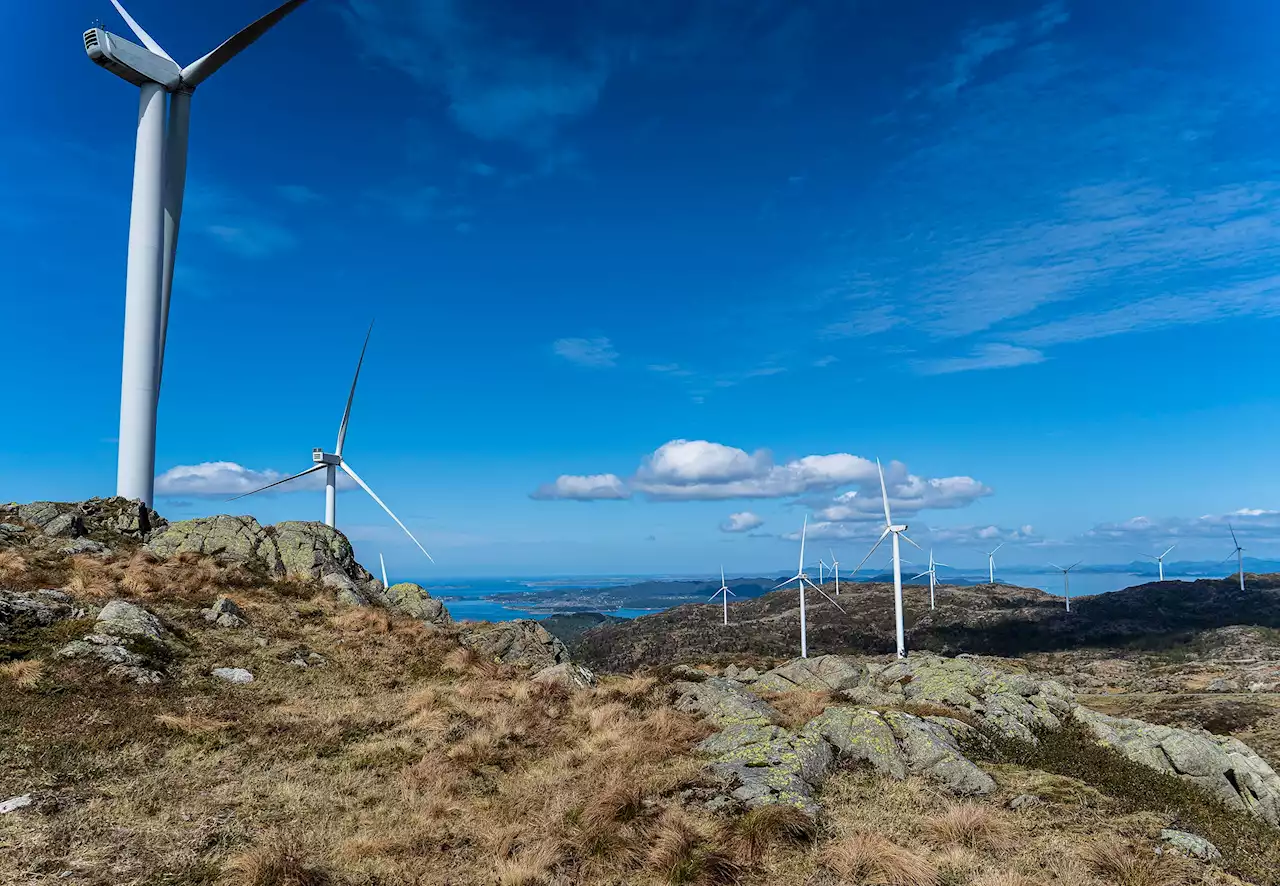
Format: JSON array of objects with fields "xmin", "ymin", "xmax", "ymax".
[
  {"xmin": 984, "ymin": 542, "xmax": 1005, "ymax": 584},
  {"xmin": 829, "ymin": 549, "xmax": 841, "ymax": 595},
  {"xmin": 818, "ymin": 559, "xmax": 826, "ymax": 584},
  {"xmin": 85, "ymin": 0, "xmax": 312, "ymax": 506},
  {"xmin": 1224, "ymin": 526, "xmax": 1246, "ymax": 591},
  {"xmin": 380, "ymin": 553, "xmax": 389, "ymax": 590},
  {"xmin": 774, "ymin": 517, "xmax": 845, "ymax": 658},
  {"xmin": 911, "ymin": 549, "xmax": 950, "ymax": 610},
  {"xmin": 1144, "ymin": 544, "xmax": 1176, "ymax": 581},
  {"xmin": 854, "ymin": 459, "xmax": 920, "ymax": 659},
  {"xmin": 708, "ymin": 566, "xmax": 734, "ymax": 626},
  {"xmin": 229, "ymin": 325, "xmax": 434, "ymax": 563},
  {"xmin": 1049, "ymin": 561, "xmax": 1082, "ymax": 612}
]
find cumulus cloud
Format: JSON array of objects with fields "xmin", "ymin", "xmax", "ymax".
[
  {"xmin": 552, "ymin": 336, "xmax": 618, "ymax": 368},
  {"xmin": 531, "ymin": 440, "xmax": 990, "ymax": 524},
  {"xmin": 154, "ymin": 462, "xmax": 352, "ymax": 498},
  {"xmin": 720, "ymin": 512, "xmax": 764, "ymax": 533},
  {"xmin": 1083, "ymin": 508, "xmax": 1280, "ymax": 545},
  {"xmin": 927, "ymin": 524, "xmax": 1039, "ymax": 546},
  {"xmin": 529, "ymin": 473, "xmax": 630, "ymax": 501}
]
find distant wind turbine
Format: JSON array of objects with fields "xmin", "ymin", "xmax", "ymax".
[
  {"xmin": 984, "ymin": 542, "xmax": 1005, "ymax": 585},
  {"xmin": 818, "ymin": 559, "xmax": 826, "ymax": 584},
  {"xmin": 230, "ymin": 325, "xmax": 433, "ymax": 563},
  {"xmin": 1049, "ymin": 561, "xmax": 1082, "ymax": 612},
  {"xmin": 1144, "ymin": 544, "xmax": 1176, "ymax": 581},
  {"xmin": 829, "ymin": 550, "xmax": 841, "ymax": 595},
  {"xmin": 1224, "ymin": 525, "xmax": 1246, "ymax": 591},
  {"xmin": 708, "ymin": 566, "xmax": 735, "ymax": 626},
  {"xmin": 911, "ymin": 549, "xmax": 950, "ymax": 610},
  {"xmin": 854, "ymin": 459, "xmax": 920, "ymax": 659},
  {"xmin": 775, "ymin": 516, "xmax": 845, "ymax": 658}
]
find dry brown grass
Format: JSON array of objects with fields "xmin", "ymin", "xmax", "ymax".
[
  {"xmin": 971, "ymin": 872, "xmax": 1037, "ymax": 886},
  {"xmin": 0, "ymin": 549, "xmax": 29, "ymax": 584},
  {"xmin": 762, "ymin": 689, "xmax": 838, "ymax": 728},
  {"xmin": 0, "ymin": 658, "xmax": 44, "ymax": 689},
  {"xmin": 66, "ymin": 555, "xmax": 117, "ymax": 598},
  {"xmin": 925, "ymin": 803, "xmax": 1013, "ymax": 851},
  {"xmin": 155, "ymin": 711, "xmax": 234, "ymax": 735},
  {"xmin": 1081, "ymin": 836, "xmax": 1193, "ymax": 886},
  {"xmin": 821, "ymin": 832, "xmax": 939, "ymax": 886},
  {"xmin": 494, "ymin": 841, "xmax": 561, "ymax": 886},
  {"xmin": 645, "ymin": 808, "xmax": 744, "ymax": 885},
  {"xmin": 725, "ymin": 804, "xmax": 816, "ymax": 863},
  {"xmin": 220, "ymin": 839, "xmax": 332, "ymax": 886}
]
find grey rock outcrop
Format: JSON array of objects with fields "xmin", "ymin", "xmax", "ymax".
[
  {"xmin": 753, "ymin": 654, "xmax": 866, "ymax": 693},
  {"xmin": 673, "ymin": 678, "xmax": 994, "ymax": 818},
  {"xmin": 1074, "ymin": 707, "xmax": 1280, "ymax": 825},
  {"xmin": 202, "ymin": 597, "xmax": 247, "ymax": 628},
  {"xmin": 57, "ymin": 600, "xmax": 179, "ymax": 684},
  {"xmin": 6, "ymin": 497, "xmax": 164, "ymax": 545},
  {"xmin": 1159, "ymin": 829, "xmax": 1221, "ymax": 863},
  {"xmin": 211, "ymin": 667, "xmax": 254, "ymax": 684},
  {"xmin": 145, "ymin": 515, "xmax": 280, "ymax": 571},
  {"xmin": 370, "ymin": 582, "xmax": 453, "ymax": 625},
  {"xmin": 1, "ymin": 589, "xmax": 76, "ymax": 639},
  {"xmin": 532, "ymin": 662, "xmax": 597, "ymax": 689},
  {"xmin": 460, "ymin": 619, "xmax": 570, "ymax": 671}
]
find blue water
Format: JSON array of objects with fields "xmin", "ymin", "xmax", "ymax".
[{"xmin": 407, "ymin": 571, "xmax": 1170, "ymax": 624}]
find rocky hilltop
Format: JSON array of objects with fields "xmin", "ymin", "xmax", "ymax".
[
  {"xmin": 572, "ymin": 574, "xmax": 1280, "ymax": 672},
  {"xmin": 2, "ymin": 498, "xmax": 1280, "ymax": 886}
]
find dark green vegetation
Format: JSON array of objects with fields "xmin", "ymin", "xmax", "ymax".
[
  {"xmin": 572, "ymin": 575, "xmax": 1280, "ymax": 672},
  {"xmin": 488, "ymin": 578, "xmax": 780, "ymax": 614},
  {"xmin": 538, "ymin": 611, "xmax": 627, "ymax": 644},
  {"xmin": 966, "ymin": 718, "xmax": 1280, "ymax": 886}
]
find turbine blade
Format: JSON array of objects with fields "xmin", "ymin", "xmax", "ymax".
[
  {"xmin": 721, "ymin": 565, "xmax": 725, "ymax": 587},
  {"xmin": 109, "ymin": 0, "xmax": 174, "ymax": 62},
  {"xmin": 1229, "ymin": 524, "xmax": 1239, "ymax": 547},
  {"xmin": 772, "ymin": 574, "xmax": 802, "ymax": 590},
  {"xmin": 901, "ymin": 532, "xmax": 922, "ymax": 550},
  {"xmin": 991, "ymin": 542, "xmax": 1005, "ymax": 555},
  {"xmin": 798, "ymin": 515, "xmax": 808, "ymax": 573},
  {"xmin": 1049, "ymin": 563, "xmax": 1063, "ymax": 571},
  {"xmin": 854, "ymin": 531, "xmax": 889, "ymax": 574},
  {"xmin": 876, "ymin": 458, "xmax": 892, "ymax": 526},
  {"xmin": 804, "ymin": 576, "xmax": 846, "ymax": 612},
  {"xmin": 339, "ymin": 462, "xmax": 434, "ymax": 563},
  {"xmin": 181, "ymin": 0, "xmax": 311, "ymax": 88},
  {"xmin": 1142, "ymin": 553, "xmax": 1158, "ymax": 561},
  {"xmin": 155, "ymin": 93, "xmax": 191, "ymax": 398},
  {"xmin": 335, "ymin": 322, "xmax": 374, "ymax": 456},
  {"xmin": 1161, "ymin": 543, "xmax": 1177, "ymax": 558},
  {"xmin": 707, "ymin": 591, "xmax": 721, "ymax": 603},
  {"xmin": 910, "ymin": 571, "xmax": 929, "ymax": 580},
  {"xmin": 226, "ymin": 463, "xmax": 324, "ymax": 501},
  {"xmin": 935, "ymin": 562, "xmax": 951, "ymax": 568},
  {"xmin": 1069, "ymin": 561, "xmax": 1082, "ymax": 570}
]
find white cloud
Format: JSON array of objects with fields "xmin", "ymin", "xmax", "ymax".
[
  {"xmin": 154, "ymin": 461, "xmax": 352, "ymax": 498},
  {"xmin": 552, "ymin": 336, "xmax": 618, "ymax": 368},
  {"xmin": 720, "ymin": 511, "xmax": 764, "ymax": 533},
  {"xmin": 530, "ymin": 473, "xmax": 630, "ymax": 501},
  {"xmin": 1083, "ymin": 508, "xmax": 1280, "ymax": 545},
  {"xmin": 927, "ymin": 524, "xmax": 1039, "ymax": 546},
  {"xmin": 916, "ymin": 343, "xmax": 1045, "ymax": 375},
  {"xmin": 532, "ymin": 441, "xmax": 990, "ymax": 518}
]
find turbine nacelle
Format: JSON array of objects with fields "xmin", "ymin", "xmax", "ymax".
[
  {"xmin": 84, "ymin": 29, "xmax": 181, "ymax": 89},
  {"xmin": 890, "ymin": 524, "xmax": 907, "ymax": 533},
  {"xmin": 312, "ymin": 449, "xmax": 342, "ymax": 466}
]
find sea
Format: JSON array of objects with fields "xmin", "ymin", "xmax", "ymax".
[{"xmin": 400, "ymin": 571, "xmax": 1162, "ymax": 624}]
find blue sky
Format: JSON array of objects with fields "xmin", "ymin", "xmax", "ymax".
[{"xmin": 5, "ymin": 0, "xmax": 1280, "ymax": 577}]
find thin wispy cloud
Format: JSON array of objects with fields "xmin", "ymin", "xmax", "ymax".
[
  {"xmin": 204, "ymin": 222, "xmax": 298, "ymax": 259},
  {"xmin": 552, "ymin": 336, "xmax": 618, "ymax": 368},
  {"xmin": 916, "ymin": 343, "xmax": 1045, "ymax": 376}
]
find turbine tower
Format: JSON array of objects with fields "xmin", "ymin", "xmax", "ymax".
[
  {"xmin": 1225, "ymin": 525, "xmax": 1246, "ymax": 591},
  {"xmin": 230, "ymin": 326, "xmax": 433, "ymax": 563},
  {"xmin": 1049, "ymin": 561, "xmax": 1082, "ymax": 612},
  {"xmin": 829, "ymin": 549, "xmax": 841, "ymax": 595},
  {"xmin": 1144, "ymin": 544, "xmax": 1176, "ymax": 581},
  {"xmin": 911, "ymin": 548, "xmax": 949, "ymax": 610},
  {"xmin": 708, "ymin": 566, "xmax": 734, "ymax": 626},
  {"xmin": 854, "ymin": 459, "xmax": 920, "ymax": 659},
  {"xmin": 85, "ymin": 0, "xmax": 312, "ymax": 506},
  {"xmin": 774, "ymin": 517, "xmax": 845, "ymax": 658},
  {"xmin": 984, "ymin": 542, "xmax": 1005, "ymax": 584}
]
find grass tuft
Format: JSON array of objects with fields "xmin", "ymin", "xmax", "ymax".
[
  {"xmin": 1081, "ymin": 836, "xmax": 1191, "ymax": 886},
  {"xmin": 925, "ymin": 803, "xmax": 1012, "ymax": 851},
  {"xmin": 821, "ymin": 831, "xmax": 939, "ymax": 886},
  {"xmin": 0, "ymin": 658, "xmax": 44, "ymax": 690},
  {"xmin": 725, "ymin": 805, "xmax": 816, "ymax": 863},
  {"xmin": 219, "ymin": 840, "xmax": 332, "ymax": 886},
  {"xmin": 645, "ymin": 809, "xmax": 744, "ymax": 885}
]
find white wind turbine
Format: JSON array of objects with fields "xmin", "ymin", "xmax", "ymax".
[
  {"xmin": 1049, "ymin": 561, "xmax": 1082, "ymax": 612},
  {"xmin": 1144, "ymin": 544, "xmax": 1177, "ymax": 581},
  {"xmin": 1224, "ymin": 525, "xmax": 1246, "ymax": 591},
  {"xmin": 708, "ymin": 566, "xmax": 735, "ymax": 626},
  {"xmin": 380, "ymin": 553, "xmax": 389, "ymax": 590},
  {"xmin": 829, "ymin": 550, "xmax": 841, "ymax": 595},
  {"xmin": 911, "ymin": 549, "xmax": 950, "ymax": 610},
  {"xmin": 230, "ymin": 325, "xmax": 433, "ymax": 563},
  {"xmin": 818, "ymin": 559, "xmax": 827, "ymax": 584},
  {"xmin": 775, "ymin": 517, "xmax": 846, "ymax": 658},
  {"xmin": 984, "ymin": 542, "xmax": 1005, "ymax": 585},
  {"xmin": 854, "ymin": 459, "xmax": 920, "ymax": 659},
  {"xmin": 85, "ymin": 0, "xmax": 313, "ymax": 506}
]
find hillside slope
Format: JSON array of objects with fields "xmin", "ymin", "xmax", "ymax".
[{"xmin": 572, "ymin": 575, "xmax": 1280, "ymax": 672}]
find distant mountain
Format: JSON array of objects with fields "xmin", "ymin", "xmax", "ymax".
[
  {"xmin": 485, "ymin": 577, "xmax": 784, "ymax": 613},
  {"xmin": 949, "ymin": 557, "xmax": 1280, "ymax": 578},
  {"xmin": 570, "ymin": 573, "xmax": 1280, "ymax": 673}
]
